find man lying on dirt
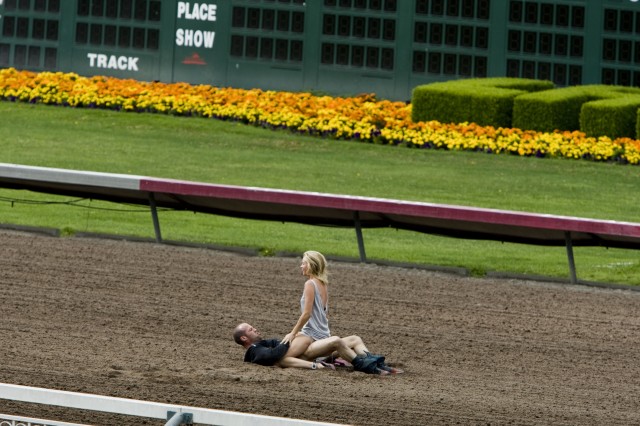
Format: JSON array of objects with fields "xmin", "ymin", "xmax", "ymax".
[{"xmin": 232, "ymin": 322, "xmax": 402, "ymax": 375}]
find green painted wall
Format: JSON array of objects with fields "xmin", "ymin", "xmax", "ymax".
[{"xmin": 1, "ymin": 0, "xmax": 639, "ymax": 100}]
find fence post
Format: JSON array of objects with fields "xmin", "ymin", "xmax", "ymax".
[
  {"xmin": 353, "ymin": 211, "xmax": 366, "ymax": 263},
  {"xmin": 148, "ymin": 192, "xmax": 163, "ymax": 243},
  {"xmin": 565, "ymin": 231, "xmax": 578, "ymax": 284},
  {"xmin": 166, "ymin": 411, "xmax": 193, "ymax": 426}
]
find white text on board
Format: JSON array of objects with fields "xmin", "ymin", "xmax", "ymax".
[
  {"xmin": 175, "ymin": 29, "xmax": 215, "ymax": 48},
  {"xmin": 87, "ymin": 54, "xmax": 139, "ymax": 71},
  {"xmin": 175, "ymin": 2, "xmax": 217, "ymax": 49},
  {"xmin": 177, "ymin": 2, "xmax": 217, "ymax": 21}
]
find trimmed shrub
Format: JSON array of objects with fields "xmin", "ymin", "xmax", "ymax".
[
  {"xmin": 411, "ymin": 77, "xmax": 553, "ymax": 128},
  {"xmin": 513, "ymin": 86, "xmax": 596, "ymax": 132},
  {"xmin": 514, "ymin": 85, "xmax": 640, "ymax": 138},
  {"xmin": 581, "ymin": 97, "xmax": 640, "ymax": 139}
]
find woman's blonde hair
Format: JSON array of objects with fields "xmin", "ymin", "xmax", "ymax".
[{"xmin": 303, "ymin": 250, "xmax": 328, "ymax": 284}]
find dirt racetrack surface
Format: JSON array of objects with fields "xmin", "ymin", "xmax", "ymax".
[{"xmin": 1, "ymin": 228, "xmax": 639, "ymax": 425}]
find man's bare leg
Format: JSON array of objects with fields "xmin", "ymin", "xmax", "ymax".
[
  {"xmin": 274, "ymin": 335, "xmax": 333, "ymax": 370},
  {"xmin": 342, "ymin": 335, "xmax": 404, "ymax": 374},
  {"xmin": 341, "ymin": 335, "xmax": 369, "ymax": 356},
  {"xmin": 301, "ymin": 336, "xmax": 357, "ymax": 361},
  {"xmin": 278, "ymin": 356, "xmax": 331, "ymax": 370}
]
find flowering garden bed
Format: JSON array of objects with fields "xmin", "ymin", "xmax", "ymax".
[{"xmin": 1, "ymin": 67, "xmax": 639, "ymax": 165}]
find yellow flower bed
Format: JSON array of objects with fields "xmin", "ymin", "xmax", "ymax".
[{"xmin": 2, "ymin": 67, "xmax": 640, "ymax": 165}]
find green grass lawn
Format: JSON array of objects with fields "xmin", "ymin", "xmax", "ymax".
[{"xmin": 1, "ymin": 101, "xmax": 639, "ymax": 285}]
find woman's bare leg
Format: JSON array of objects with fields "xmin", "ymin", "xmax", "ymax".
[{"xmin": 284, "ymin": 334, "xmax": 313, "ymax": 359}]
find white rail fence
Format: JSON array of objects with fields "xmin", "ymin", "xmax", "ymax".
[
  {"xmin": 0, "ymin": 413, "xmax": 86, "ymax": 426},
  {"xmin": 0, "ymin": 383, "xmax": 343, "ymax": 426}
]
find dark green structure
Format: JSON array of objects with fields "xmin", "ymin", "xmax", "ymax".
[{"xmin": 1, "ymin": 0, "xmax": 640, "ymax": 100}]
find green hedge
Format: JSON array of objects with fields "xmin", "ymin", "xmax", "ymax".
[
  {"xmin": 512, "ymin": 86, "xmax": 592, "ymax": 133},
  {"xmin": 513, "ymin": 85, "xmax": 640, "ymax": 138},
  {"xmin": 581, "ymin": 96, "xmax": 640, "ymax": 139},
  {"xmin": 411, "ymin": 78, "xmax": 553, "ymax": 128},
  {"xmin": 413, "ymin": 78, "xmax": 640, "ymax": 139}
]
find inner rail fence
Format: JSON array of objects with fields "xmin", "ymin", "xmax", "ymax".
[
  {"xmin": 1, "ymin": 163, "xmax": 640, "ymax": 285},
  {"xmin": 0, "ymin": 383, "xmax": 342, "ymax": 426}
]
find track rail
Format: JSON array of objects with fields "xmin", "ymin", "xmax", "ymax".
[{"xmin": 2, "ymin": 163, "xmax": 640, "ymax": 284}]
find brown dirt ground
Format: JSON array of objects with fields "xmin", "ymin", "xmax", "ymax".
[{"xmin": 0, "ymin": 228, "xmax": 639, "ymax": 426}]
